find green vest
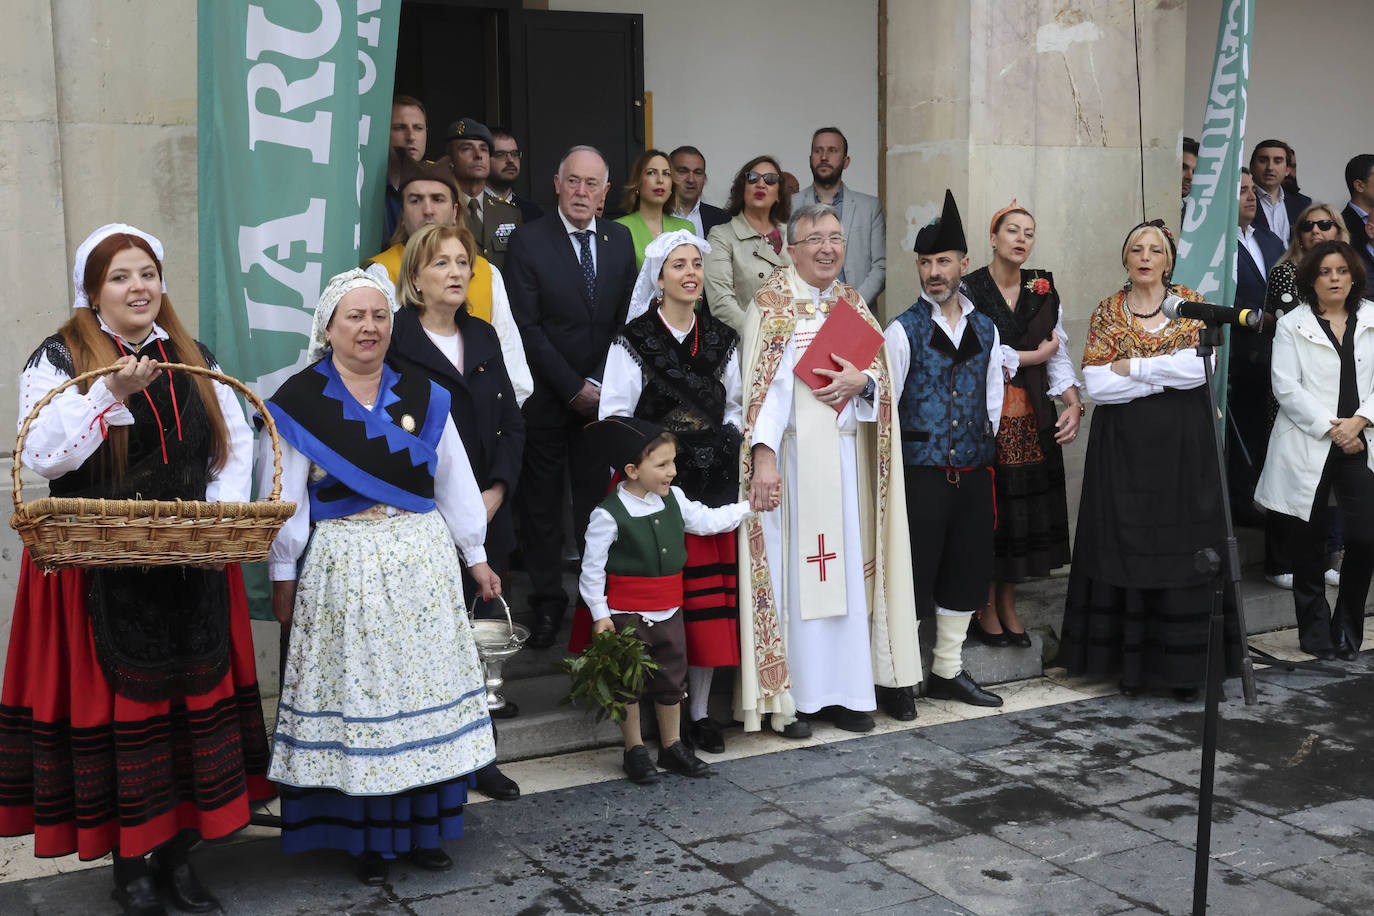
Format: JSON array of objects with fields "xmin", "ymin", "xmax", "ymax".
[{"xmin": 602, "ymin": 489, "xmax": 687, "ymax": 577}]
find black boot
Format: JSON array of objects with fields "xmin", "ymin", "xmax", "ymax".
[
  {"xmin": 150, "ymin": 833, "xmax": 219, "ymax": 913},
  {"xmin": 112, "ymin": 856, "xmax": 167, "ymax": 916}
]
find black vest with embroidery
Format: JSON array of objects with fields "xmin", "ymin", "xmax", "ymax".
[
  {"xmin": 617, "ymin": 308, "xmax": 741, "ymax": 507},
  {"xmin": 24, "ymin": 333, "xmax": 230, "ymax": 702}
]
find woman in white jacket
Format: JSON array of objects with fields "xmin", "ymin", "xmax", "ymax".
[{"xmin": 1255, "ymin": 240, "xmax": 1374, "ymax": 660}]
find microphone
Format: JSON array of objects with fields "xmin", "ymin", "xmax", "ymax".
[{"xmin": 1161, "ymin": 297, "xmax": 1262, "ymax": 329}]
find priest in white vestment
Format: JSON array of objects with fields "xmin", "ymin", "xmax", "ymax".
[{"xmin": 735, "ymin": 203, "xmax": 920, "ymax": 736}]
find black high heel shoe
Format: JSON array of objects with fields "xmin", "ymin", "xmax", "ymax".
[{"xmin": 970, "ymin": 621, "xmax": 1011, "ymax": 647}]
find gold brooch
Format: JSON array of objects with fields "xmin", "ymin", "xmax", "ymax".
[{"xmin": 400, "ymin": 414, "xmax": 416, "ymax": 432}]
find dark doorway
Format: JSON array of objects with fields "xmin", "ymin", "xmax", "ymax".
[{"xmin": 395, "ymin": 2, "xmax": 644, "ymax": 214}]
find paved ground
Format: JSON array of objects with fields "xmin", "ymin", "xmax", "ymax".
[{"xmin": 2, "ymin": 634, "xmax": 1371, "ymax": 915}]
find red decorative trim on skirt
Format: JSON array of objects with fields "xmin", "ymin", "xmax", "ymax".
[{"xmin": 0, "ymin": 554, "xmax": 274, "ymax": 860}]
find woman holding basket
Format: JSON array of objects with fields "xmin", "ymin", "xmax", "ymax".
[{"xmin": 0, "ymin": 224, "xmax": 272, "ymax": 916}]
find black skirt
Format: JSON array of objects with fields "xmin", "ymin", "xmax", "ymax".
[{"xmin": 1057, "ymin": 386, "xmax": 1243, "ymax": 688}]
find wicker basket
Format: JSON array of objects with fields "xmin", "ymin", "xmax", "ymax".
[{"xmin": 10, "ymin": 361, "xmax": 296, "ymax": 570}]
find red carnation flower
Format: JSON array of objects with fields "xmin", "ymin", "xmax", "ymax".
[{"xmin": 1031, "ymin": 277, "xmax": 1051, "ymax": 295}]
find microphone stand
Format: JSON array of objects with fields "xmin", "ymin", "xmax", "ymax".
[{"xmin": 1189, "ymin": 320, "xmax": 1342, "ymax": 914}]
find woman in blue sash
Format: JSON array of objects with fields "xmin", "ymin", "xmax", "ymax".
[{"xmin": 261, "ymin": 270, "xmax": 497, "ymax": 885}]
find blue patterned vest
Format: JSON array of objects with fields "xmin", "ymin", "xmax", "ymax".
[{"xmin": 894, "ymin": 301, "xmax": 997, "ymax": 468}]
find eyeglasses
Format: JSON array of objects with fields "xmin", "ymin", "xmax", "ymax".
[
  {"xmin": 796, "ymin": 233, "xmax": 846, "ymax": 247},
  {"xmin": 1298, "ymin": 219, "xmax": 1337, "ymax": 233},
  {"xmin": 745, "ymin": 171, "xmax": 780, "ymax": 186},
  {"xmin": 492, "ymin": 149, "xmax": 522, "ymax": 161}
]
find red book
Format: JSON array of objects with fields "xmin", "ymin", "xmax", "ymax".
[{"xmin": 792, "ymin": 300, "xmax": 885, "ymax": 412}]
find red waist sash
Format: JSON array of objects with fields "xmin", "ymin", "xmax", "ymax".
[{"xmin": 606, "ymin": 572, "xmax": 684, "ymax": 613}]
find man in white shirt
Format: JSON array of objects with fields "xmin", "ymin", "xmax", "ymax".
[
  {"xmin": 1250, "ymin": 139, "xmax": 1310, "ymax": 243},
  {"xmin": 669, "ymin": 146, "xmax": 729, "ymax": 239}
]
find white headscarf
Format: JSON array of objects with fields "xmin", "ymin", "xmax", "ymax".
[
  {"xmin": 307, "ymin": 268, "xmax": 399, "ymax": 363},
  {"xmin": 71, "ymin": 223, "xmax": 168, "ymax": 310},
  {"xmin": 627, "ymin": 228, "xmax": 712, "ymax": 323}
]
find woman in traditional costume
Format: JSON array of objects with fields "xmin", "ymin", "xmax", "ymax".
[
  {"xmin": 0, "ymin": 223, "xmax": 272, "ymax": 916},
  {"xmin": 263, "ymin": 270, "xmax": 497, "ymax": 885},
  {"xmin": 598, "ymin": 228, "xmax": 743, "ymax": 753},
  {"xmin": 963, "ymin": 202, "xmax": 1083, "ymax": 647},
  {"xmin": 1057, "ymin": 221, "xmax": 1242, "ymax": 700},
  {"xmin": 387, "ymin": 222, "xmax": 524, "ymax": 801}
]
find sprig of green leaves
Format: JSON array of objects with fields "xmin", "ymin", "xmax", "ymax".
[{"xmin": 558, "ymin": 623, "xmax": 662, "ymax": 723}]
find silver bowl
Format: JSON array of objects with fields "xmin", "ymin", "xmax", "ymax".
[{"xmin": 470, "ymin": 597, "xmax": 528, "ymax": 713}]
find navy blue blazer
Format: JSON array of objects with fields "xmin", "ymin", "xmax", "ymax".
[
  {"xmin": 504, "ymin": 213, "xmax": 636, "ymax": 415},
  {"xmin": 1236, "ymin": 226, "xmax": 1286, "ymax": 311},
  {"xmin": 1252, "ymin": 188, "xmax": 1311, "ymax": 242},
  {"xmin": 387, "ymin": 305, "xmax": 525, "ymax": 560}
]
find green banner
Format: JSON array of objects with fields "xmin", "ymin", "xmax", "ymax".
[
  {"xmin": 197, "ymin": 1, "xmax": 399, "ymax": 618},
  {"xmin": 197, "ymin": 0, "xmax": 399, "ymax": 394},
  {"xmin": 1174, "ymin": 0, "xmax": 1254, "ymax": 409}
]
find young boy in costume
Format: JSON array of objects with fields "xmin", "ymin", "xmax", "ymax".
[{"xmin": 580, "ymin": 416, "xmax": 754, "ymax": 784}]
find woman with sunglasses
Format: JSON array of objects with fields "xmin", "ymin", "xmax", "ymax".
[
  {"xmin": 1260, "ymin": 205, "xmax": 1351, "ymax": 590},
  {"xmin": 1256, "ymin": 241, "xmax": 1374, "ymax": 661},
  {"xmin": 705, "ymin": 156, "xmax": 792, "ymax": 333}
]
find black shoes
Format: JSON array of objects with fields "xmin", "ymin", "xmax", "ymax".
[
  {"xmin": 623, "ymin": 744, "xmax": 660, "ymax": 784},
  {"xmin": 876, "ymin": 686, "xmax": 917, "ymax": 722},
  {"xmin": 113, "ymin": 876, "xmax": 167, "ymax": 916},
  {"xmin": 658, "ymin": 740, "xmax": 713, "ymax": 778},
  {"xmin": 527, "ymin": 614, "xmax": 561, "ymax": 650},
  {"xmin": 489, "ymin": 700, "xmax": 520, "ymax": 719},
  {"xmin": 925, "ymin": 671, "xmax": 1004, "ymax": 707},
  {"xmin": 806, "ymin": 705, "xmax": 876, "ymax": 732},
  {"xmin": 1004, "ymin": 629, "xmax": 1033, "ymax": 648},
  {"xmin": 1336, "ymin": 647, "xmax": 1358, "ymax": 661},
  {"xmin": 473, "ymin": 762, "xmax": 521, "ymax": 801},
  {"xmin": 774, "ymin": 716, "xmax": 812, "ymax": 739},
  {"xmin": 970, "ymin": 621, "xmax": 1010, "ymax": 647},
  {"xmin": 687, "ymin": 718, "xmax": 726, "ymax": 754},
  {"xmin": 355, "ymin": 851, "xmax": 389, "ymax": 885},
  {"xmin": 1173, "ymin": 687, "xmax": 1200, "ymax": 702},
  {"xmin": 150, "ymin": 854, "xmax": 218, "ymax": 913},
  {"xmin": 1120, "ymin": 682, "xmax": 1143, "ymax": 697},
  {"xmin": 409, "ymin": 847, "xmax": 453, "ymax": 871}
]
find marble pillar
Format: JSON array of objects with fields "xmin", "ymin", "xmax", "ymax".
[{"xmin": 883, "ymin": 0, "xmax": 1189, "ymax": 529}]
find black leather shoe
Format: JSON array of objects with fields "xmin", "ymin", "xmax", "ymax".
[
  {"xmin": 688, "ymin": 718, "xmax": 725, "ymax": 754},
  {"xmin": 527, "ymin": 614, "xmax": 561, "ymax": 649},
  {"xmin": 658, "ymin": 740, "xmax": 712, "ymax": 777},
  {"xmin": 776, "ymin": 717, "xmax": 811, "ymax": 739},
  {"xmin": 150, "ymin": 856, "xmax": 218, "ymax": 913},
  {"xmin": 925, "ymin": 671, "xmax": 1004, "ymax": 707},
  {"xmin": 623, "ymin": 744, "xmax": 660, "ymax": 784},
  {"xmin": 1120, "ymin": 682, "xmax": 1143, "ymax": 697},
  {"xmin": 1173, "ymin": 687, "xmax": 1200, "ymax": 702},
  {"xmin": 355, "ymin": 851, "xmax": 388, "ymax": 885},
  {"xmin": 970, "ymin": 622, "xmax": 1011, "ymax": 647},
  {"xmin": 473, "ymin": 762, "xmax": 520, "ymax": 801},
  {"xmin": 1336, "ymin": 647, "xmax": 1358, "ymax": 661},
  {"xmin": 1004, "ymin": 628, "xmax": 1033, "ymax": 648},
  {"xmin": 877, "ymin": 685, "xmax": 917, "ymax": 722},
  {"xmin": 808, "ymin": 706, "xmax": 876, "ymax": 732},
  {"xmin": 409, "ymin": 847, "xmax": 452, "ymax": 871},
  {"xmin": 489, "ymin": 700, "xmax": 520, "ymax": 719},
  {"xmin": 112, "ymin": 876, "xmax": 167, "ymax": 916}
]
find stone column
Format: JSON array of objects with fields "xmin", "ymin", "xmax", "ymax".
[{"xmin": 883, "ymin": 0, "xmax": 1188, "ymax": 523}]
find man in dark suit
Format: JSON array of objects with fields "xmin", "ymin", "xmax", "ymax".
[
  {"xmin": 1250, "ymin": 140, "xmax": 1311, "ymax": 243},
  {"xmin": 669, "ymin": 145, "xmax": 729, "ymax": 238},
  {"xmin": 447, "ymin": 117, "xmax": 522, "ymax": 271},
  {"xmin": 1229, "ymin": 168, "xmax": 1287, "ymax": 524},
  {"xmin": 506, "ymin": 145, "xmax": 637, "ymax": 647},
  {"xmin": 1341, "ymin": 154, "xmax": 1374, "ymax": 297},
  {"xmin": 487, "ymin": 127, "xmax": 544, "ymax": 224}
]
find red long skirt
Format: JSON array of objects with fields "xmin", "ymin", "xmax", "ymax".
[
  {"xmin": 0, "ymin": 554, "xmax": 274, "ymax": 859},
  {"xmin": 570, "ymin": 531, "xmax": 741, "ymax": 666}
]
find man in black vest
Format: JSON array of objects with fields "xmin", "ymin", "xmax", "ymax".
[{"xmin": 883, "ymin": 191, "xmax": 1005, "ymax": 708}]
